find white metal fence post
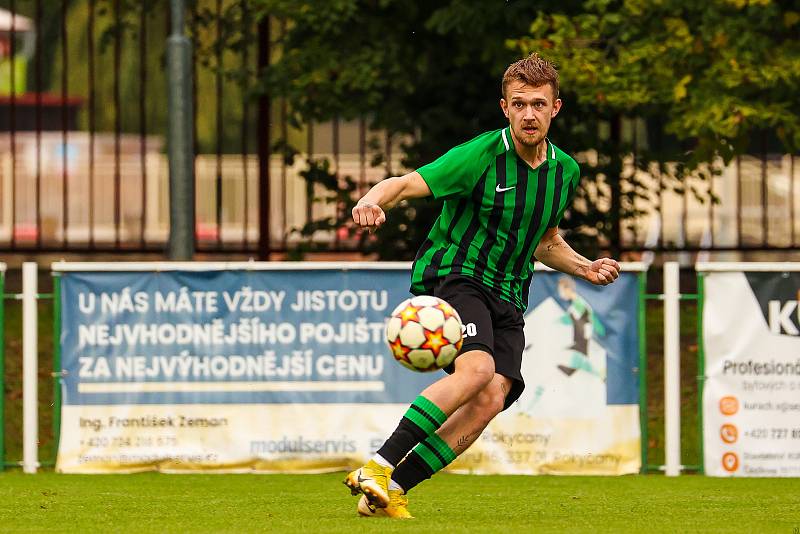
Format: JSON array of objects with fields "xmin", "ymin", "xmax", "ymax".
[
  {"xmin": 22, "ymin": 262, "xmax": 38, "ymax": 474},
  {"xmin": 664, "ymin": 261, "xmax": 681, "ymax": 476}
]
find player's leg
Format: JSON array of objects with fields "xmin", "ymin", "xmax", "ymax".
[
  {"xmin": 372, "ymin": 348, "xmax": 494, "ymax": 464},
  {"xmin": 387, "ymin": 295, "xmax": 526, "ymax": 500},
  {"xmin": 418, "ymin": 349, "xmax": 496, "ymax": 413},
  {"xmin": 388, "ymin": 373, "xmax": 511, "ymax": 496},
  {"xmin": 357, "ymin": 375, "xmax": 510, "ymax": 519},
  {"xmin": 345, "ymin": 276, "xmax": 494, "ymax": 509},
  {"xmin": 433, "ymin": 373, "xmax": 512, "ymax": 455},
  {"xmin": 343, "ymin": 349, "xmax": 494, "ymax": 509}
]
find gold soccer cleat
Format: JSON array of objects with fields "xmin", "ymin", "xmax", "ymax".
[
  {"xmin": 343, "ymin": 460, "xmax": 391, "ymax": 508},
  {"xmin": 357, "ymin": 495, "xmax": 385, "ymax": 517},
  {"xmin": 357, "ymin": 491, "xmax": 413, "ymax": 519},
  {"xmin": 384, "ymin": 489, "xmax": 413, "ymax": 519}
]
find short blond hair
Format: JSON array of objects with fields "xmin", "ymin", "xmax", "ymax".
[{"xmin": 502, "ymin": 53, "xmax": 559, "ymax": 99}]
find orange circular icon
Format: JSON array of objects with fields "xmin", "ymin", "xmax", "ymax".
[
  {"xmin": 719, "ymin": 396, "xmax": 739, "ymax": 416},
  {"xmin": 720, "ymin": 424, "xmax": 738, "ymax": 444},
  {"xmin": 722, "ymin": 452, "xmax": 739, "ymax": 472}
]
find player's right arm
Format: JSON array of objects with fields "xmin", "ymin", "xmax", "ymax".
[
  {"xmin": 352, "ymin": 171, "xmax": 431, "ymax": 229},
  {"xmin": 353, "ymin": 129, "xmax": 497, "ymax": 229}
]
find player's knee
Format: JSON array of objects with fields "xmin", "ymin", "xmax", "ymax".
[
  {"xmin": 466, "ymin": 359, "xmax": 495, "ymax": 391},
  {"xmin": 486, "ymin": 386, "xmax": 507, "ymax": 417},
  {"xmin": 472, "ymin": 387, "xmax": 505, "ymax": 424},
  {"xmin": 454, "ymin": 351, "xmax": 495, "ymax": 394},
  {"xmin": 489, "ymin": 389, "xmax": 506, "ymax": 418}
]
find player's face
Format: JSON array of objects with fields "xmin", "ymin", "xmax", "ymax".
[{"xmin": 500, "ymin": 81, "xmax": 562, "ymax": 148}]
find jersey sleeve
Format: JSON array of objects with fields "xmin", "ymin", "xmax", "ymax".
[
  {"xmin": 549, "ymin": 158, "xmax": 581, "ymax": 228},
  {"xmin": 416, "ymin": 131, "xmax": 497, "ymax": 199}
]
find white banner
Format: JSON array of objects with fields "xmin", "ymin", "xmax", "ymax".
[
  {"xmin": 55, "ymin": 264, "xmax": 642, "ymax": 475},
  {"xmin": 449, "ymin": 271, "xmax": 642, "ymax": 475},
  {"xmin": 702, "ymin": 270, "xmax": 800, "ymax": 477},
  {"xmin": 58, "ymin": 404, "xmax": 408, "ymax": 473}
]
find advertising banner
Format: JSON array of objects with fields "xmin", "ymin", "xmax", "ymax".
[
  {"xmin": 56, "ymin": 264, "xmax": 641, "ymax": 475},
  {"xmin": 56, "ymin": 267, "xmax": 436, "ymax": 473},
  {"xmin": 450, "ymin": 270, "xmax": 642, "ymax": 475},
  {"xmin": 702, "ymin": 269, "xmax": 800, "ymax": 477}
]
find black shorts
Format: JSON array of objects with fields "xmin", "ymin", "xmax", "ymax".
[{"xmin": 428, "ymin": 274, "xmax": 526, "ymax": 410}]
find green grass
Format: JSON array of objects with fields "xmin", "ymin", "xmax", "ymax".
[
  {"xmin": 0, "ymin": 273, "xmax": 795, "ymax": 532},
  {"xmin": 0, "ymin": 472, "xmax": 798, "ymax": 533}
]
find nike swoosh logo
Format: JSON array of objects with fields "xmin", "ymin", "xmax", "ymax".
[
  {"xmin": 357, "ymin": 473, "xmax": 368, "ymax": 483},
  {"xmin": 496, "ymin": 185, "xmax": 515, "ymax": 193}
]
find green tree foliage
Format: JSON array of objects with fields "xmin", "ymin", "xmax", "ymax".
[
  {"xmin": 256, "ymin": 0, "xmax": 572, "ymax": 258},
  {"xmin": 259, "ymin": 0, "xmax": 800, "ymax": 258},
  {"xmin": 510, "ymin": 0, "xmax": 800, "ymax": 252},
  {"xmin": 9, "ymin": 0, "xmax": 797, "ymax": 255},
  {"xmin": 516, "ymin": 0, "xmax": 800, "ymax": 163}
]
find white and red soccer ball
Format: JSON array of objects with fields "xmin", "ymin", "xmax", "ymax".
[{"xmin": 385, "ymin": 296, "xmax": 463, "ymax": 372}]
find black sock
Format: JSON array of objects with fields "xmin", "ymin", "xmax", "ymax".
[
  {"xmin": 390, "ymin": 451, "xmax": 434, "ymax": 493},
  {"xmin": 376, "ymin": 418, "xmax": 427, "ymax": 466},
  {"xmin": 375, "ymin": 395, "xmax": 447, "ymax": 465},
  {"xmin": 391, "ymin": 433, "xmax": 457, "ymax": 493}
]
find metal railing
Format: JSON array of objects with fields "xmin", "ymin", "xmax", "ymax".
[
  {"xmin": 0, "ymin": 1, "xmax": 400, "ymax": 256},
  {"xmin": 623, "ymin": 152, "xmax": 799, "ymax": 253},
  {"xmin": 0, "ymin": 1, "xmax": 796, "ymax": 257}
]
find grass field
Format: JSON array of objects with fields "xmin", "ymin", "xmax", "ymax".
[
  {"xmin": 3, "ymin": 271, "xmax": 793, "ymax": 533},
  {"xmin": 0, "ymin": 472, "xmax": 798, "ymax": 533}
]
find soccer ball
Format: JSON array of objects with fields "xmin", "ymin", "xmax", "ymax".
[{"xmin": 385, "ymin": 295, "xmax": 463, "ymax": 372}]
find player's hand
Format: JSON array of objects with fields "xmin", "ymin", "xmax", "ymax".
[
  {"xmin": 585, "ymin": 258, "xmax": 620, "ymax": 286},
  {"xmin": 352, "ymin": 200, "xmax": 386, "ymax": 229}
]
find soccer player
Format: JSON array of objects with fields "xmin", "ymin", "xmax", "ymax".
[{"xmin": 346, "ymin": 52, "xmax": 620, "ymax": 518}]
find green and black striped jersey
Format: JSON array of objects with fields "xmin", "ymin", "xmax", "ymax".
[{"xmin": 410, "ymin": 127, "xmax": 580, "ymax": 310}]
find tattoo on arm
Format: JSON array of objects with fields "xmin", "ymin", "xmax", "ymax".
[
  {"xmin": 456, "ymin": 435, "xmax": 471, "ymax": 449},
  {"xmin": 545, "ymin": 241, "xmax": 564, "ymax": 252},
  {"xmin": 537, "ymin": 234, "xmax": 592, "ymax": 280},
  {"xmin": 572, "ymin": 250, "xmax": 589, "ymax": 278}
]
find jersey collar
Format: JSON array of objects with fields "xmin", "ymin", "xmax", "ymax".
[{"xmin": 501, "ymin": 127, "xmax": 555, "ymax": 161}]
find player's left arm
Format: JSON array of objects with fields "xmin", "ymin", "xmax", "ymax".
[{"xmin": 534, "ymin": 227, "xmax": 620, "ymax": 286}]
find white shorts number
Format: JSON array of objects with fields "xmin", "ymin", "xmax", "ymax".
[{"xmin": 462, "ymin": 322, "xmax": 477, "ymax": 338}]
